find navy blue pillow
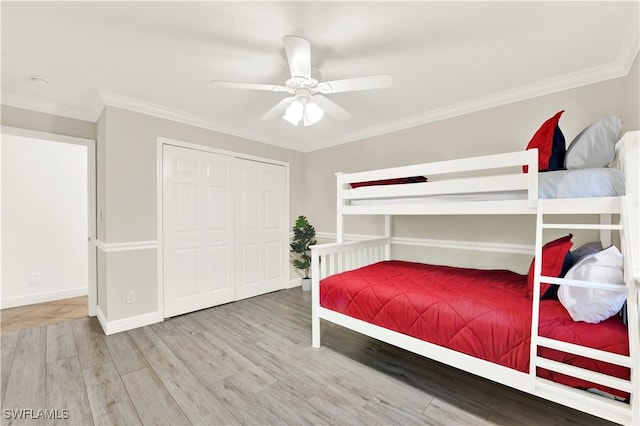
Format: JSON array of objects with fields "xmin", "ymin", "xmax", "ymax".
[
  {"xmin": 547, "ymin": 125, "xmax": 566, "ymax": 171},
  {"xmin": 541, "ymin": 251, "xmax": 574, "ymax": 300}
]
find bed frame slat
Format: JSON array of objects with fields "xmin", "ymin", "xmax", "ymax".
[
  {"xmin": 536, "ymin": 358, "xmax": 632, "ymax": 392},
  {"xmin": 537, "ymin": 336, "xmax": 632, "ymax": 367},
  {"xmin": 540, "ymin": 276, "xmax": 629, "ymax": 293}
]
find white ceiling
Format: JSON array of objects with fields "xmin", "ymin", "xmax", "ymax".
[{"xmin": 2, "ymin": 1, "xmax": 638, "ymax": 152}]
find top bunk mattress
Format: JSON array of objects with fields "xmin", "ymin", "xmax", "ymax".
[{"xmin": 350, "ymin": 167, "xmax": 624, "ymax": 205}]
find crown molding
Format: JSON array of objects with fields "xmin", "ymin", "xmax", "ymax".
[
  {"xmin": 97, "ymin": 90, "xmax": 300, "ymax": 151},
  {"xmin": 89, "ymin": 93, "xmax": 106, "ymax": 121},
  {"xmin": 303, "ymin": 52, "xmax": 639, "ymax": 152}
]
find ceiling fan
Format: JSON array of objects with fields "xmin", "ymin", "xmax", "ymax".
[{"xmin": 210, "ymin": 35, "xmax": 392, "ymax": 127}]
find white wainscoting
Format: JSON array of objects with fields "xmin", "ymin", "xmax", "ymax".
[
  {"xmin": 96, "ymin": 239, "xmax": 161, "ymax": 334},
  {"xmin": 95, "ymin": 240, "xmax": 159, "ymax": 252}
]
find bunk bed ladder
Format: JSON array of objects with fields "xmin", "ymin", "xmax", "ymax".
[{"xmin": 530, "ymin": 202, "xmax": 639, "ymax": 425}]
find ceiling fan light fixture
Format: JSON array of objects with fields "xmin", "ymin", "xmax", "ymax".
[
  {"xmin": 303, "ymin": 101, "xmax": 324, "ymax": 126},
  {"xmin": 283, "ymin": 98, "xmax": 324, "ymax": 127},
  {"xmin": 283, "ymin": 100, "xmax": 304, "ymax": 125}
]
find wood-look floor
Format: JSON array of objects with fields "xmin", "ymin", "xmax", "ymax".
[
  {"xmin": 0, "ymin": 297, "xmax": 87, "ymax": 334},
  {"xmin": 0, "ymin": 288, "xmax": 616, "ymax": 425}
]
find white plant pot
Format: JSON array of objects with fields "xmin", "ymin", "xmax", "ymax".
[{"xmin": 301, "ymin": 277, "xmax": 311, "ymax": 291}]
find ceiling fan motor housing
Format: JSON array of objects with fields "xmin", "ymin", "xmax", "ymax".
[
  {"xmin": 285, "ymin": 69, "xmax": 321, "ymax": 94},
  {"xmin": 293, "ymin": 87, "xmax": 313, "ymax": 102}
]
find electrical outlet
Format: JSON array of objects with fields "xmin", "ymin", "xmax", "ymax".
[
  {"xmin": 126, "ymin": 291, "xmax": 135, "ymax": 304},
  {"xmin": 29, "ymin": 272, "xmax": 40, "ymax": 285}
]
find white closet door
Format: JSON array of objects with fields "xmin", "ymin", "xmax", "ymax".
[
  {"xmin": 163, "ymin": 145, "xmax": 235, "ymax": 317},
  {"xmin": 235, "ymin": 158, "xmax": 287, "ymax": 300}
]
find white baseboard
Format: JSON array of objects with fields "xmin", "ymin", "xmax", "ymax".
[
  {"xmin": 0, "ymin": 286, "xmax": 88, "ymax": 309},
  {"xmin": 96, "ymin": 306, "xmax": 163, "ymax": 335},
  {"xmin": 287, "ymin": 278, "xmax": 302, "ymax": 289}
]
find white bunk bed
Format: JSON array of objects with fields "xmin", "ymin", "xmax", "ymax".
[{"xmin": 311, "ymin": 131, "xmax": 639, "ymax": 425}]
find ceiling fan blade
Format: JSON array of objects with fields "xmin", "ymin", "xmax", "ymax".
[
  {"xmin": 312, "ymin": 95, "xmax": 350, "ymax": 120},
  {"xmin": 317, "ymin": 74, "xmax": 392, "ymax": 94},
  {"xmin": 284, "ymin": 35, "xmax": 311, "ymax": 79},
  {"xmin": 261, "ymin": 97, "xmax": 295, "ymax": 120},
  {"xmin": 210, "ymin": 81, "xmax": 288, "ymax": 92}
]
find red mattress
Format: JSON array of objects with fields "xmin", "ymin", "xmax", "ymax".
[{"xmin": 320, "ymin": 260, "xmax": 629, "ymax": 399}]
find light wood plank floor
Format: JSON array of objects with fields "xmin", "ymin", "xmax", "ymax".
[
  {"xmin": 0, "ymin": 289, "xmax": 617, "ymax": 425},
  {"xmin": 1, "ymin": 297, "xmax": 87, "ymax": 334}
]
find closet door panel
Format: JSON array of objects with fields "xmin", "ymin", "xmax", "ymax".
[
  {"xmin": 238, "ymin": 242, "xmax": 260, "ymax": 286},
  {"xmin": 206, "ymin": 186, "xmax": 228, "ymax": 230},
  {"xmin": 236, "ymin": 160, "xmax": 263, "ymax": 300},
  {"xmin": 235, "ymin": 159, "xmax": 287, "ymax": 300},
  {"xmin": 168, "ymin": 181, "xmax": 200, "ymax": 302},
  {"xmin": 163, "ymin": 146, "xmax": 235, "ymax": 317},
  {"xmin": 264, "ymin": 240, "xmax": 281, "ymax": 280},
  {"xmin": 173, "ymin": 248, "xmax": 199, "ymax": 298},
  {"xmin": 201, "ymin": 153, "xmax": 235, "ymax": 309},
  {"xmin": 204, "ymin": 174, "xmax": 235, "ymax": 301},
  {"xmin": 174, "ymin": 184, "xmax": 198, "ymax": 231},
  {"xmin": 239, "ymin": 190, "xmax": 261, "ymax": 230},
  {"xmin": 264, "ymin": 191, "xmax": 281, "ymax": 229},
  {"xmin": 206, "ymin": 246, "xmax": 230, "ymax": 291},
  {"xmin": 260, "ymin": 166, "xmax": 286, "ymax": 292}
]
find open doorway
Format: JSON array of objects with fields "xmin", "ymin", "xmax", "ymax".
[{"xmin": 1, "ymin": 127, "xmax": 96, "ymax": 333}]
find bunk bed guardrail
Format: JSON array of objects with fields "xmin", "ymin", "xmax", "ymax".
[{"xmin": 336, "ymin": 148, "xmax": 539, "ymax": 221}]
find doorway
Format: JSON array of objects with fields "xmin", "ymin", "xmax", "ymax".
[{"xmin": 1, "ymin": 127, "xmax": 96, "ymax": 332}]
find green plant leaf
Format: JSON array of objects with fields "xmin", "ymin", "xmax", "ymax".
[{"xmin": 290, "ymin": 215, "xmax": 316, "ymax": 276}]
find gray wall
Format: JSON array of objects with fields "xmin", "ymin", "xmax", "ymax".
[{"xmin": 1, "ymin": 105, "xmax": 96, "ymax": 140}]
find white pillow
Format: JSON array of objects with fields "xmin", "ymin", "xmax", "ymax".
[
  {"xmin": 564, "ymin": 116, "xmax": 622, "ymax": 169},
  {"xmin": 558, "ymin": 246, "xmax": 626, "ymax": 323}
]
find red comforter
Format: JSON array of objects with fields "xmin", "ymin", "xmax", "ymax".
[{"xmin": 320, "ymin": 260, "xmax": 629, "ymax": 399}]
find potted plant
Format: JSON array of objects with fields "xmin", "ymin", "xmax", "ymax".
[{"xmin": 290, "ymin": 215, "xmax": 317, "ymax": 291}]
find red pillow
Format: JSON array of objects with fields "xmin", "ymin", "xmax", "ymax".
[
  {"xmin": 350, "ymin": 176, "xmax": 427, "ymax": 188},
  {"xmin": 527, "ymin": 234, "xmax": 573, "ymax": 299},
  {"xmin": 523, "ymin": 111, "xmax": 566, "ymax": 173}
]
